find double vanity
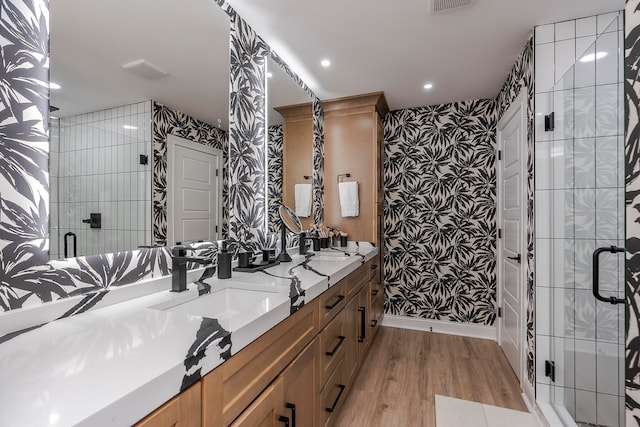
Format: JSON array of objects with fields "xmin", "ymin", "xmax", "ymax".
[{"xmin": 0, "ymin": 242, "xmax": 383, "ymax": 426}]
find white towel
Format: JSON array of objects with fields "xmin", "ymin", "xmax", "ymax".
[
  {"xmin": 295, "ymin": 183, "xmax": 312, "ymax": 217},
  {"xmin": 339, "ymin": 181, "xmax": 359, "ymax": 217}
]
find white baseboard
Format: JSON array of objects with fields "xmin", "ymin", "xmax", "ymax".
[{"xmin": 381, "ymin": 314, "xmax": 496, "ymax": 340}]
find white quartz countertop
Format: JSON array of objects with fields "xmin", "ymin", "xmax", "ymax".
[{"xmin": 0, "ymin": 242, "xmax": 377, "ymax": 427}]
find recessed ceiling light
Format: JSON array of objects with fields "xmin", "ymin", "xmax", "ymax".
[
  {"xmin": 123, "ymin": 125, "xmax": 138, "ymax": 130},
  {"xmin": 579, "ymin": 51, "xmax": 608, "ymax": 63},
  {"xmin": 423, "ymin": 83, "xmax": 433, "ymax": 90},
  {"xmin": 50, "ymin": 82, "xmax": 61, "ymax": 90},
  {"xmin": 267, "ymin": 72, "xmax": 273, "ymax": 78},
  {"xmin": 321, "ymin": 59, "xmax": 331, "ymax": 67}
]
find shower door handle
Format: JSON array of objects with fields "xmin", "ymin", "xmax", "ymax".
[{"xmin": 592, "ymin": 246, "xmax": 625, "ymax": 305}]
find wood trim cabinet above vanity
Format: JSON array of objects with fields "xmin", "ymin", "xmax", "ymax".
[
  {"xmin": 322, "ymin": 91, "xmax": 388, "ymax": 246},
  {"xmin": 134, "ymin": 257, "xmax": 384, "ymax": 427}
]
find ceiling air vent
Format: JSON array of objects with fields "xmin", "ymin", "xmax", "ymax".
[
  {"xmin": 122, "ymin": 59, "xmax": 169, "ymax": 80},
  {"xmin": 431, "ymin": 0, "xmax": 477, "ymax": 14}
]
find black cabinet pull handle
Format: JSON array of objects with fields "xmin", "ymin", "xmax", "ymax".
[
  {"xmin": 358, "ymin": 307, "xmax": 366, "ymax": 342},
  {"xmin": 285, "ymin": 403, "xmax": 296, "ymax": 427},
  {"xmin": 278, "ymin": 415, "xmax": 290, "ymax": 427},
  {"xmin": 371, "ymin": 264, "xmax": 377, "ymax": 270},
  {"xmin": 326, "ymin": 336, "xmax": 346, "ymax": 356},
  {"xmin": 371, "ymin": 319, "xmax": 378, "ymax": 327},
  {"xmin": 371, "ymin": 289, "xmax": 379, "ymax": 296},
  {"xmin": 593, "ymin": 246, "xmax": 625, "ymax": 304},
  {"xmin": 325, "ymin": 384, "xmax": 346, "ymax": 413},
  {"xmin": 325, "ymin": 295, "xmax": 345, "ymax": 310}
]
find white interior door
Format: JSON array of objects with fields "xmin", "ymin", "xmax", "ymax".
[
  {"xmin": 498, "ymin": 91, "xmax": 526, "ymax": 382},
  {"xmin": 167, "ymin": 135, "xmax": 222, "ymax": 245}
]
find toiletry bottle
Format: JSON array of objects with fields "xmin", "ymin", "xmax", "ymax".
[{"xmin": 218, "ymin": 241, "xmax": 232, "ymax": 279}]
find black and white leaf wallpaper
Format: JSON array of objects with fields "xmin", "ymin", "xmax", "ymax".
[
  {"xmin": 268, "ymin": 125, "xmax": 283, "ymax": 233},
  {"xmin": 312, "ymin": 97, "xmax": 325, "ymax": 226},
  {"xmin": 625, "ymin": 0, "xmax": 640, "ymax": 421},
  {"xmin": 152, "ymin": 101, "xmax": 229, "ymax": 246},
  {"xmin": 495, "ymin": 38, "xmax": 535, "ymax": 386},
  {"xmin": 383, "ymin": 99, "xmax": 498, "ymax": 325},
  {"xmin": 227, "ymin": 11, "xmax": 269, "ymax": 252}
]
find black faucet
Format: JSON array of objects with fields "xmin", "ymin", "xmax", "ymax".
[
  {"xmin": 171, "ymin": 246, "xmax": 213, "ymax": 292},
  {"xmin": 298, "ymin": 231, "xmax": 319, "ymax": 255}
]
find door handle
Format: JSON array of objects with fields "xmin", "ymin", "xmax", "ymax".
[
  {"xmin": 593, "ymin": 246, "xmax": 624, "ymax": 304},
  {"xmin": 507, "ymin": 254, "xmax": 521, "ymax": 263}
]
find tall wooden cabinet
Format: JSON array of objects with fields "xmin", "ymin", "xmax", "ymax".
[
  {"xmin": 323, "ymin": 92, "xmax": 388, "ymax": 283},
  {"xmin": 275, "ymin": 103, "xmax": 314, "ymax": 230}
]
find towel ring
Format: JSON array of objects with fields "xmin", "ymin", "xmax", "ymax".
[{"xmin": 337, "ymin": 173, "xmax": 351, "ymax": 184}]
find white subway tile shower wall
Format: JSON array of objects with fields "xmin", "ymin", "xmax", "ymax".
[
  {"xmin": 534, "ymin": 12, "xmax": 624, "ymax": 426},
  {"xmin": 50, "ymin": 101, "xmax": 152, "ymax": 259}
]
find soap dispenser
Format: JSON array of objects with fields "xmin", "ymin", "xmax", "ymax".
[{"xmin": 218, "ymin": 241, "xmax": 232, "ymax": 279}]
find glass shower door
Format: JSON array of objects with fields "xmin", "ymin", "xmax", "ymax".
[{"xmin": 540, "ymin": 14, "xmax": 625, "ymax": 427}]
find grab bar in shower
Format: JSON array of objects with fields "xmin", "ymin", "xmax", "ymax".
[
  {"xmin": 592, "ymin": 246, "xmax": 625, "ymax": 305},
  {"xmin": 64, "ymin": 232, "xmax": 77, "ymax": 258}
]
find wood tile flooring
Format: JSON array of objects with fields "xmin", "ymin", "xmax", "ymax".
[{"xmin": 334, "ymin": 326, "xmax": 528, "ymax": 427}]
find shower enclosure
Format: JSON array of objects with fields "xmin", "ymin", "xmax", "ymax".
[{"xmin": 535, "ymin": 13, "xmax": 625, "ymax": 427}]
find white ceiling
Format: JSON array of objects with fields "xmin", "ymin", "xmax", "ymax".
[
  {"xmin": 226, "ymin": 0, "xmax": 624, "ymax": 110},
  {"xmin": 51, "ymin": 0, "xmax": 624, "ymax": 130}
]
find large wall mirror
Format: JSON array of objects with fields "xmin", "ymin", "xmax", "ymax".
[
  {"xmin": 49, "ymin": 0, "xmax": 230, "ymax": 259},
  {"xmin": 266, "ymin": 56, "xmax": 315, "ymax": 233}
]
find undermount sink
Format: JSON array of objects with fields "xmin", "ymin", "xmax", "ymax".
[
  {"xmin": 310, "ymin": 254, "xmax": 352, "ymax": 262},
  {"xmin": 160, "ymin": 288, "xmax": 288, "ymax": 331}
]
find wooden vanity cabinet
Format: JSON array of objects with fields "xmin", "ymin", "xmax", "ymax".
[
  {"xmin": 275, "ymin": 102, "xmax": 314, "ymax": 230},
  {"xmin": 135, "ymin": 382, "xmax": 201, "ymax": 427},
  {"xmin": 139, "ymin": 260, "xmax": 383, "ymax": 427}
]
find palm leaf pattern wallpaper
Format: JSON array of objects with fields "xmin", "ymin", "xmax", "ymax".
[
  {"xmin": 267, "ymin": 125, "xmax": 283, "ymax": 233},
  {"xmin": 384, "ymin": 99, "xmax": 498, "ymax": 325},
  {"xmin": 625, "ymin": 0, "xmax": 640, "ymax": 421},
  {"xmin": 152, "ymin": 101, "xmax": 229, "ymax": 246},
  {"xmin": 227, "ymin": 11, "xmax": 270, "ymax": 252}
]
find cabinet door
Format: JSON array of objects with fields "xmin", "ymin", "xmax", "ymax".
[
  {"xmin": 135, "ymin": 382, "xmax": 201, "ymax": 427},
  {"xmin": 282, "ymin": 338, "xmax": 319, "ymax": 427},
  {"xmin": 230, "ymin": 377, "xmax": 288, "ymax": 427}
]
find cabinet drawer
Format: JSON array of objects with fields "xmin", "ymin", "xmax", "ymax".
[
  {"xmin": 320, "ymin": 357, "xmax": 346, "ymax": 427},
  {"xmin": 320, "ymin": 310, "xmax": 346, "ymax": 388},
  {"xmin": 318, "ymin": 280, "xmax": 346, "ymax": 330},
  {"xmin": 345, "ymin": 262, "xmax": 368, "ymax": 300}
]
